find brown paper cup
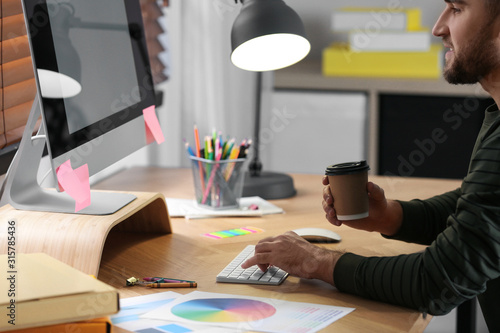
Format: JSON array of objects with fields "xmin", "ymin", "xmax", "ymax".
[{"xmin": 326, "ymin": 161, "xmax": 369, "ymax": 221}]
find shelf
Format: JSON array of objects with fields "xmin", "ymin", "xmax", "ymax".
[
  {"xmin": 274, "ymin": 59, "xmax": 489, "ymax": 98},
  {"xmin": 273, "ymin": 59, "xmax": 491, "ymax": 175}
]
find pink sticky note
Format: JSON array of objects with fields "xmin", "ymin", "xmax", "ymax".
[
  {"xmin": 143, "ymin": 105, "xmax": 165, "ymax": 144},
  {"xmin": 56, "ymin": 160, "xmax": 91, "ymax": 213}
]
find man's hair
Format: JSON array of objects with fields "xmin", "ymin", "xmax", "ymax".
[{"xmin": 485, "ymin": 0, "xmax": 500, "ymax": 22}]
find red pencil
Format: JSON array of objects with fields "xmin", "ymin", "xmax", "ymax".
[{"xmin": 194, "ymin": 125, "xmax": 205, "ymax": 190}]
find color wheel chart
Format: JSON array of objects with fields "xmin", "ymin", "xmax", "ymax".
[
  {"xmin": 171, "ymin": 298, "xmax": 276, "ymax": 323},
  {"xmin": 111, "ymin": 292, "xmax": 236, "ymax": 333},
  {"xmin": 142, "ymin": 291, "xmax": 355, "ymax": 333}
]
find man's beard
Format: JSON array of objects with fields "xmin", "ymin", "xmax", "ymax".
[{"xmin": 443, "ymin": 30, "xmax": 499, "ymax": 84}]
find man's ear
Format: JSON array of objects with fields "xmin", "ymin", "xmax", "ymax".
[{"xmin": 494, "ymin": 17, "xmax": 500, "ymax": 43}]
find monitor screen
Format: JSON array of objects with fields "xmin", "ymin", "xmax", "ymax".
[
  {"xmin": 24, "ymin": 0, "xmax": 156, "ymax": 176},
  {"xmin": 0, "ymin": 0, "xmax": 158, "ymax": 214},
  {"xmin": 46, "ymin": 0, "xmax": 139, "ymax": 134}
]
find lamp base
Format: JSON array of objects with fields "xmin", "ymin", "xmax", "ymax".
[{"xmin": 242, "ymin": 171, "xmax": 296, "ymax": 200}]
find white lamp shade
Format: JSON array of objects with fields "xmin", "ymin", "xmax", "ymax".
[
  {"xmin": 231, "ymin": 0, "xmax": 310, "ymax": 72},
  {"xmin": 231, "ymin": 33, "xmax": 310, "ymax": 72},
  {"xmin": 37, "ymin": 69, "xmax": 82, "ymax": 99}
]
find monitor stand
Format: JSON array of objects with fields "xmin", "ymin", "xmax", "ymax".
[
  {"xmin": 0, "ymin": 191, "xmax": 172, "ymax": 276},
  {"xmin": 0, "ymin": 95, "xmax": 172, "ymax": 276},
  {"xmin": 0, "ymin": 95, "xmax": 136, "ymax": 215}
]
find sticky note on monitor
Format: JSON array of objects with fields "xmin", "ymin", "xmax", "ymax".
[
  {"xmin": 56, "ymin": 160, "xmax": 91, "ymax": 212},
  {"xmin": 143, "ymin": 105, "xmax": 165, "ymax": 144}
]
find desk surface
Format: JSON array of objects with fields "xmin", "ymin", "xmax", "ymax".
[{"xmin": 94, "ymin": 167, "xmax": 462, "ymax": 333}]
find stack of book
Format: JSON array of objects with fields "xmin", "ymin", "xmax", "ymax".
[
  {"xmin": 323, "ymin": 7, "xmax": 443, "ymax": 79},
  {"xmin": 0, "ymin": 253, "xmax": 119, "ymax": 332}
]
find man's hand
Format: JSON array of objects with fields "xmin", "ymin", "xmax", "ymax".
[
  {"xmin": 322, "ymin": 176, "xmax": 403, "ymax": 236},
  {"xmin": 241, "ymin": 231, "xmax": 342, "ymax": 285}
]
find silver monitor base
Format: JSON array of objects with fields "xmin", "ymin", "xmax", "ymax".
[{"xmin": 0, "ymin": 95, "xmax": 136, "ymax": 215}]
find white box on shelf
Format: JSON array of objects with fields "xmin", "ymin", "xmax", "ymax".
[{"xmin": 349, "ymin": 30, "xmax": 431, "ymax": 52}]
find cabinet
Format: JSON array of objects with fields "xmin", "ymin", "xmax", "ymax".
[
  {"xmin": 262, "ymin": 90, "xmax": 367, "ymax": 174},
  {"xmin": 379, "ymin": 94, "xmax": 492, "ymax": 179},
  {"xmin": 274, "ymin": 60, "xmax": 491, "ymax": 177}
]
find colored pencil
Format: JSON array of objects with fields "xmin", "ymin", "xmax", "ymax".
[
  {"xmin": 146, "ymin": 282, "xmax": 197, "ymax": 288},
  {"xmin": 194, "ymin": 125, "xmax": 205, "ymax": 191}
]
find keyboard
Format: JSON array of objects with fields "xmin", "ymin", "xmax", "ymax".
[{"xmin": 216, "ymin": 245, "xmax": 289, "ymax": 285}]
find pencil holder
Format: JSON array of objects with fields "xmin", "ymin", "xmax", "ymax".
[{"xmin": 189, "ymin": 156, "xmax": 247, "ymax": 209}]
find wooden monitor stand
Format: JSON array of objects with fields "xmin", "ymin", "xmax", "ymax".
[{"xmin": 0, "ymin": 191, "xmax": 171, "ymax": 276}]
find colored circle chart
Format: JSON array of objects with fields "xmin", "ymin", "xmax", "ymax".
[{"xmin": 171, "ymin": 298, "xmax": 276, "ymax": 323}]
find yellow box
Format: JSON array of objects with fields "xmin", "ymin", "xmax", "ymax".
[{"xmin": 322, "ymin": 43, "xmax": 443, "ymax": 79}]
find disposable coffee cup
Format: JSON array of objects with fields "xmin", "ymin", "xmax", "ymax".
[{"xmin": 325, "ymin": 161, "xmax": 370, "ymax": 221}]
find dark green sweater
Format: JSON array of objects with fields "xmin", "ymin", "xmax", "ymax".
[{"xmin": 334, "ymin": 106, "xmax": 500, "ymax": 332}]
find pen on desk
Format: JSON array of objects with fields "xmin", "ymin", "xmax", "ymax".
[
  {"xmin": 238, "ymin": 139, "xmax": 251, "ymax": 158},
  {"xmin": 204, "ymin": 136, "xmax": 209, "ymax": 160},
  {"xmin": 221, "ymin": 138, "xmax": 228, "ymax": 157},
  {"xmin": 194, "ymin": 125, "xmax": 201, "ymax": 157},
  {"xmin": 202, "ymin": 150, "xmax": 222, "ymax": 204},
  {"xmin": 146, "ymin": 282, "xmax": 197, "ymax": 288},
  {"xmin": 207, "ymin": 139, "xmax": 214, "ymax": 161},
  {"xmin": 218, "ymin": 131, "xmax": 223, "ymax": 151},
  {"xmin": 143, "ymin": 277, "xmax": 196, "ymax": 283},
  {"xmin": 184, "ymin": 141, "xmax": 195, "ymax": 157},
  {"xmin": 239, "ymin": 138, "xmax": 247, "ymax": 148},
  {"xmin": 224, "ymin": 146, "xmax": 240, "ymax": 181},
  {"xmin": 193, "ymin": 125, "xmax": 205, "ymax": 190},
  {"xmin": 206, "ymin": 138, "xmax": 214, "ymax": 181},
  {"xmin": 222, "ymin": 138, "xmax": 235, "ymax": 159},
  {"xmin": 215, "ymin": 137, "xmax": 220, "ymax": 160},
  {"xmin": 242, "ymin": 139, "xmax": 252, "ymax": 158},
  {"xmin": 126, "ymin": 277, "xmax": 197, "ymax": 288}
]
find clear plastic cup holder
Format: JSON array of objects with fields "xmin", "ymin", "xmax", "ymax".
[{"xmin": 189, "ymin": 156, "xmax": 247, "ymax": 209}]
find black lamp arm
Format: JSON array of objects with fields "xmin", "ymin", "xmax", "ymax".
[{"xmin": 248, "ymin": 71, "xmax": 263, "ymax": 177}]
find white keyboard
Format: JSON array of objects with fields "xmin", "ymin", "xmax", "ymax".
[{"xmin": 216, "ymin": 245, "xmax": 289, "ymax": 285}]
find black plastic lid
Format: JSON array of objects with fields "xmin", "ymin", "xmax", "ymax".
[{"xmin": 325, "ymin": 160, "xmax": 370, "ymax": 176}]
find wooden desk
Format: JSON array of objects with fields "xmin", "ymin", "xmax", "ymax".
[{"xmin": 94, "ymin": 167, "xmax": 462, "ymax": 333}]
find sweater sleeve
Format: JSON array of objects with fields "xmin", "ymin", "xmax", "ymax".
[
  {"xmin": 385, "ymin": 189, "xmax": 460, "ymax": 245},
  {"xmin": 334, "ymin": 130, "xmax": 500, "ymax": 316}
]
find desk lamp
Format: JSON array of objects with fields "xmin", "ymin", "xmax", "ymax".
[{"xmin": 231, "ymin": 0, "xmax": 310, "ymax": 199}]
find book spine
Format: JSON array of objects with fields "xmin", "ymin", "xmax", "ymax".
[
  {"xmin": 331, "ymin": 7, "xmax": 422, "ymax": 32},
  {"xmin": 349, "ymin": 30, "xmax": 431, "ymax": 52}
]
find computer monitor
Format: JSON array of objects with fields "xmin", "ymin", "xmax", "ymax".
[{"xmin": 0, "ymin": 0, "xmax": 158, "ymax": 214}]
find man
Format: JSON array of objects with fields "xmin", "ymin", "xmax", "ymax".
[{"xmin": 242, "ymin": 0, "xmax": 500, "ymax": 331}]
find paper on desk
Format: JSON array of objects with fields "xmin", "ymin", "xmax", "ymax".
[
  {"xmin": 111, "ymin": 291, "xmax": 235, "ymax": 333},
  {"xmin": 166, "ymin": 196, "xmax": 284, "ymax": 219},
  {"xmin": 141, "ymin": 291, "xmax": 355, "ymax": 333}
]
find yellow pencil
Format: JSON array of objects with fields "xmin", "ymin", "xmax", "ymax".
[{"xmin": 224, "ymin": 147, "xmax": 241, "ymax": 180}]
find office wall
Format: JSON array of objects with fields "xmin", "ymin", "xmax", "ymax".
[
  {"xmin": 255, "ymin": 0, "xmax": 447, "ymax": 174},
  {"xmin": 146, "ymin": 0, "xmax": 449, "ymax": 172}
]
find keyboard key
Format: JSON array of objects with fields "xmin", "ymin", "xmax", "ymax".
[
  {"xmin": 216, "ymin": 245, "xmax": 288, "ymax": 285},
  {"xmin": 249, "ymin": 270, "xmax": 265, "ymax": 280}
]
